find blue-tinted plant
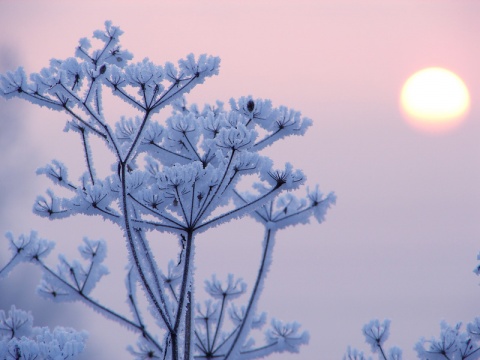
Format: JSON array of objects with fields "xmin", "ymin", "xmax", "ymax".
[
  {"xmin": 347, "ymin": 315, "xmax": 480, "ymax": 359},
  {"xmin": 0, "ymin": 21, "xmax": 335, "ymax": 360},
  {"xmin": 345, "ymin": 248, "xmax": 480, "ymax": 360}
]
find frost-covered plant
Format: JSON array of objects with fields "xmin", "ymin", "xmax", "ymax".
[
  {"xmin": 345, "ymin": 239, "xmax": 480, "ymax": 359},
  {"xmin": 0, "ymin": 22, "xmax": 335, "ymax": 360},
  {"xmin": 347, "ymin": 318, "xmax": 480, "ymax": 360},
  {"xmin": 0, "ymin": 304, "xmax": 87, "ymax": 360},
  {"xmin": 344, "ymin": 320, "xmax": 400, "ymax": 360},
  {"xmin": 0, "ymin": 233, "xmax": 89, "ymax": 359}
]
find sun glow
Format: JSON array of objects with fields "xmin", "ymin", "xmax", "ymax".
[{"xmin": 400, "ymin": 67, "xmax": 470, "ymax": 133}]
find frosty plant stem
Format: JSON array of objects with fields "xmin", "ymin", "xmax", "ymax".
[
  {"xmin": 0, "ymin": 21, "xmax": 335, "ymax": 360},
  {"xmin": 224, "ymin": 228, "xmax": 274, "ymax": 360}
]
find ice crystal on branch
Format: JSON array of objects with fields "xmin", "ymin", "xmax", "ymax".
[{"xmin": 0, "ymin": 21, "xmax": 335, "ymax": 360}]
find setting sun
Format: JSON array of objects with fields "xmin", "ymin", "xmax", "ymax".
[{"xmin": 400, "ymin": 67, "xmax": 470, "ymax": 132}]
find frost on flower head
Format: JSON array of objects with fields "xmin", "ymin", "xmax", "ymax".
[
  {"xmin": 388, "ymin": 346, "xmax": 402, "ymax": 360},
  {"xmin": 265, "ymin": 319, "xmax": 309, "ymax": 353},
  {"xmin": 0, "ymin": 232, "xmax": 54, "ymax": 279},
  {"xmin": 6, "ymin": 231, "xmax": 54, "ymax": 262},
  {"xmin": 195, "ymin": 300, "xmax": 218, "ymax": 323},
  {"xmin": 205, "ymin": 274, "xmax": 247, "ymax": 300},
  {"xmin": 36, "ymin": 237, "xmax": 109, "ymax": 302},
  {"xmin": 228, "ymin": 305, "xmax": 266, "ymax": 330},
  {"xmin": 127, "ymin": 338, "xmax": 161, "ymax": 360},
  {"xmin": 348, "ymin": 320, "xmax": 405, "ymax": 360},
  {"xmin": 362, "ymin": 319, "xmax": 391, "ymax": 353},
  {"xmin": 415, "ymin": 321, "xmax": 480, "ymax": 360},
  {"xmin": 0, "ymin": 306, "xmax": 87, "ymax": 360}
]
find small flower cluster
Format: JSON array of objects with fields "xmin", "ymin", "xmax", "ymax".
[
  {"xmin": 194, "ymin": 275, "xmax": 308, "ymax": 359},
  {"xmin": 344, "ymin": 319, "xmax": 402, "ymax": 360},
  {"xmin": 0, "ymin": 306, "xmax": 87, "ymax": 360},
  {"xmin": 347, "ymin": 318, "xmax": 480, "ymax": 360}
]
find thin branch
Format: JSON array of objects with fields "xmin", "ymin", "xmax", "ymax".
[
  {"xmin": 211, "ymin": 295, "xmax": 226, "ymax": 352},
  {"xmin": 133, "ymin": 225, "xmax": 174, "ymax": 326},
  {"xmin": 64, "ymin": 106, "xmax": 107, "ymax": 139},
  {"xmin": 253, "ymin": 128, "xmax": 282, "ymax": 149},
  {"xmin": 126, "ymin": 267, "xmax": 147, "ymax": 333},
  {"xmin": 378, "ymin": 344, "xmax": 388, "ymax": 360},
  {"xmin": 121, "ymin": 164, "xmax": 174, "ymax": 333},
  {"xmin": 94, "ymin": 34, "xmax": 116, "ymax": 65},
  {"xmin": 175, "ymin": 186, "xmax": 189, "ymax": 227},
  {"xmin": 131, "ymin": 218, "xmax": 186, "ymax": 232},
  {"xmin": 148, "ymin": 142, "xmax": 195, "ymax": 161},
  {"xmin": 124, "ymin": 110, "xmax": 151, "ymax": 164},
  {"xmin": 233, "ymin": 190, "xmax": 269, "ymax": 223},
  {"xmin": 192, "ymin": 150, "xmax": 236, "ymax": 227},
  {"xmin": 223, "ymin": 229, "xmax": 274, "ymax": 360},
  {"xmin": 195, "ymin": 186, "xmax": 280, "ymax": 232},
  {"xmin": 195, "ymin": 331, "xmax": 209, "ymax": 354},
  {"xmin": 79, "ymin": 253, "xmax": 96, "ymax": 294},
  {"xmin": 105, "ymin": 79, "xmax": 147, "ymax": 110},
  {"xmin": 35, "ymin": 259, "xmax": 163, "ymax": 353},
  {"xmin": 80, "ymin": 129, "xmax": 95, "ymax": 185},
  {"xmin": 211, "ymin": 324, "xmax": 240, "ymax": 355},
  {"xmin": 239, "ymin": 340, "xmax": 278, "ymax": 355},
  {"xmin": 182, "ymin": 132, "xmax": 202, "ymax": 162},
  {"xmin": 128, "ymin": 193, "xmax": 186, "ymax": 229},
  {"xmin": 23, "ymin": 91, "xmax": 64, "ymax": 109},
  {"xmin": 0, "ymin": 253, "xmax": 19, "ymax": 278},
  {"xmin": 151, "ymin": 75, "xmax": 198, "ymax": 111}
]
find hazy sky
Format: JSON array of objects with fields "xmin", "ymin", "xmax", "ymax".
[{"xmin": 1, "ymin": 1, "xmax": 479, "ymax": 359}]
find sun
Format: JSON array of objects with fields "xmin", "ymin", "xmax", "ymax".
[{"xmin": 400, "ymin": 67, "xmax": 470, "ymax": 133}]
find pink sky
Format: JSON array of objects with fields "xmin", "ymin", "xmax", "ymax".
[{"xmin": 1, "ymin": 1, "xmax": 480, "ymax": 359}]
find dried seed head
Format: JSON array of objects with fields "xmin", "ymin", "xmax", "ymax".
[{"xmin": 247, "ymin": 99, "xmax": 255, "ymax": 112}]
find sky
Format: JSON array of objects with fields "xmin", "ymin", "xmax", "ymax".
[{"xmin": 0, "ymin": 1, "xmax": 480, "ymax": 359}]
